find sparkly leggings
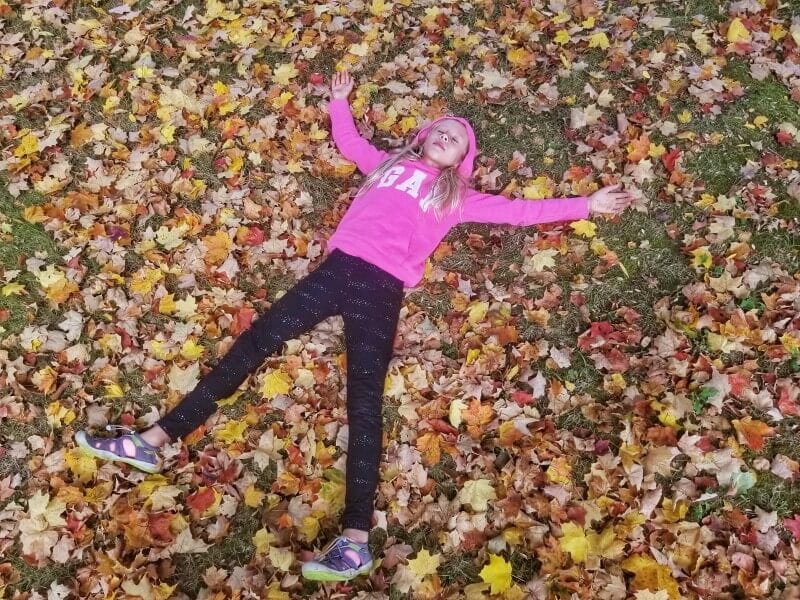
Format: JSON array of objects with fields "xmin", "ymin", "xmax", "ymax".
[{"xmin": 156, "ymin": 249, "xmax": 404, "ymax": 531}]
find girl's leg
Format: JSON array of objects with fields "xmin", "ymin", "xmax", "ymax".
[
  {"xmin": 155, "ymin": 253, "xmax": 346, "ymax": 440},
  {"xmin": 301, "ymin": 256, "xmax": 402, "ymax": 582},
  {"xmin": 77, "ymin": 252, "xmax": 349, "ymax": 467},
  {"xmin": 339, "ymin": 285, "xmax": 402, "ymax": 535}
]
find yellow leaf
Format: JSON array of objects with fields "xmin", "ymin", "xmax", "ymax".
[
  {"xmin": 370, "ymin": 0, "xmax": 389, "ymax": 15},
  {"xmin": 349, "ymin": 42, "xmax": 370, "ymax": 57},
  {"xmin": 522, "ymin": 176, "xmax": 555, "ymax": 199},
  {"xmin": 588, "ymin": 32, "xmax": 609, "ymax": 50},
  {"xmin": 408, "ymin": 549, "xmax": 441, "ymax": 580},
  {"xmin": 216, "ymin": 389, "xmax": 243, "ymax": 408},
  {"xmin": 137, "ymin": 474, "xmax": 169, "ymax": 498},
  {"xmin": 570, "ymin": 219, "xmax": 597, "ymax": 238},
  {"xmin": 507, "ymin": 46, "xmax": 533, "ymax": 66},
  {"xmin": 105, "ymin": 383, "xmax": 125, "ymax": 398},
  {"xmin": 65, "ymin": 448, "xmax": 97, "ymax": 483},
  {"xmin": 622, "ymin": 554, "xmax": 681, "ymax": 600},
  {"xmin": 559, "ymin": 522, "xmax": 589, "ymax": 563},
  {"xmin": 269, "ymin": 546, "xmax": 295, "ymax": 571},
  {"xmin": 214, "ymin": 419, "xmax": 248, "ymax": 444},
  {"xmin": 467, "ymin": 301, "xmax": 488, "ymax": 325},
  {"xmin": 14, "ymin": 133, "xmax": 39, "ymax": 157},
  {"xmin": 309, "ymin": 122, "xmax": 328, "ymax": 140},
  {"xmin": 458, "ymin": 479, "xmax": 497, "ymax": 512},
  {"xmin": 159, "ymin": 293, "xmax": 176, "ymax": 315},
  {"xmin": 154, "ymin": 583, "xmax": 177, "ymax": 600},
  {"xmin": 677, "ymin": 110, "xmax": 692, "ymax": 124},
  {"xmin": 243, "ymin": 485, "xmax": 266, "ymax": 508},
  {"xmin": 23, "ymin": 205, "xmax": 47, "ymax": 224},
  {"xmin": 691, "ymin": 247, "xmax": 712, "ymax": 269},
  {"xmin": 546, "ymin": 455, "xmax": 573, "ymax": 485},
  {"xmin": 466, "ymin": 347, "xmax": 481, "ymax": 365},
  {"xmin": 648, "ymin": 143, "xmax": 666, "ymax": 158},
  {"xmin": 1, "ymin": 282, "xmax": 25, "ymax": 296},
  {"xmin": 554, "ymin": 29, "xmax": 571, "ymax": 45},
  {"xmin": 299, "ymin": 516, "xmax": 320, "ymax": 542},
  {"xmin": 261, "ymin": 369, "xmax": 292, "ymax": 399},
  {"xmin": 272, "ymin": 63, "xmax": 299, "ymax": 85},
  {"xmin": 753, "ymin": 115, "xmax": 768, "ymax": 128},
  {"xmin": 449, "ymin": 398, "xmax": 465, "ymax": 428},
  {"xmin": 46, "ymin": 401, "xmax": 76, "ymax": 428},
  {"xmin": 130, "ymin": 268, "xmax": 164, "ymax": 295},
  {"xmin": 253, "ymin": 527, "xmax": 276, "ymax": 555},
  {"xmin": 479, "ymin": 554, "xmax": 512, "ymax": 595},
  {"xmin": 586, "ymin": 526, "xmax": 624, "ymax": 560},
  {"xmin": 180, "ymin": 339, "xmax": 205, "ymax": 360},
  {"xmin": 726, "ymin": 17, "xmax": 751, "ymax": 44},
  {"xmin": 770, "ymin": 23, "xmax": 787, "ymax": 41}
]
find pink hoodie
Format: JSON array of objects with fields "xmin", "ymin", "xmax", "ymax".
[{"xmin": 325, "ymin": 97, "xmax": 589, "ymax": 287}]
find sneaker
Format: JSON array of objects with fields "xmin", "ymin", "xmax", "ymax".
[
  {"xmin": 301, "ymin": 535, "xmax": 373, "ymax": 582},
  {"xmin": 74, "ymin": 425, "xmax": 162, "ymax": 474}
]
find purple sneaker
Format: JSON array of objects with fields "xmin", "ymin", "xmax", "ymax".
[
  {"xmin": 75, "ymin": 425, "xmax": 162, "ymax": 473},
  {"xmin": 301, "ymin": 535, "xmax": 373, "ymax": 582}
]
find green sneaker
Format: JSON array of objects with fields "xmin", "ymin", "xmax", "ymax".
[{"xmin": 301, "ymin": 536, "xmax": 373, "ymax": 582}]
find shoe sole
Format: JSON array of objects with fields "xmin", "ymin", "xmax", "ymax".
[
  {"xmin": 301, "ymin": 563, "xmax": 372, "ymax": 582},
  {"xmin": 75, "ymin": 431, "xmax": 162, "ymax": 474}
]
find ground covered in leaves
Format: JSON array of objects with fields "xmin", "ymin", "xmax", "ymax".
[{"xmin": 1, "ymin": 0, "xmax": 800, "ymax": 598}]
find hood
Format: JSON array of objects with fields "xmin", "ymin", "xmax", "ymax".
[{"xmin": 411, "ymin": 115, "xmax": 477, "ymax": 180}]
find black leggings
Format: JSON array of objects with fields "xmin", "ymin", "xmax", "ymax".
[{"xmin": 156, "ymin": 249, "xmax": 404, "ymax": 531}]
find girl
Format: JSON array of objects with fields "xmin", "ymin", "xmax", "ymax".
[{"xmin": 75, "ymin": 70, "xmax": 632, "ymax": 582}]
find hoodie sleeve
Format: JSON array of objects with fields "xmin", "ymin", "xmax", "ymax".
[
  {"xmin": 327, "ymin": 98, "xmax": 390, "ymax": 175},
  {"xmin": 459, "ymin": 188, "xmax": 590, "ymax": 226}
]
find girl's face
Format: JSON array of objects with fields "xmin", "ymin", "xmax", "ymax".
[{"xmin": 420, "ymin": 119, "xmax": 469, "ymax": 170}]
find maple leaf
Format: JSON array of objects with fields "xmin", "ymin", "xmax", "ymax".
[
  {"xmin": 407, "ymin": 548, "xmax": 441, "ymax": 580},
  {"xmin": 559, "ymin": 522, "xmax": 589, "ymax": 563},
  {"xmin": 732, "ymin": 417, "xmax": 775, "ymax": 451},
  {"xmin": 621, "ymin": 554, "xmax": 680, "ymax": 600},
  {"xmin": 65, "ymin": 448, "xmax": 97, "ymax": 483},
  {"xmin": 479, "ymin": 554, "xmax": 512, "ymax": 595},
  {"xmin": 458, "ymin": 478, "xmax": 497, "ymax": 512},
  {"xmin": 570, "ymin": 219, "xmax": 597, "ymax": 238},
  {"xmin": 523, "ymin": 248, "xmax": 559, "ymax": 274}
]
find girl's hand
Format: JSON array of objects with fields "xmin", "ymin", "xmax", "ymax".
[
  {"xmin": 330, "ymin": 70, "xmax": 354, "ymax": 100},
  {"xmin": 588, "ymin": 184, "xmax": 633, "ymax": 215}
]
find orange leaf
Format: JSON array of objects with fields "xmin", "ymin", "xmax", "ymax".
[
  {"xmin": 626, "ymin": 133, "xmax": 650, "ymax": 163},
  {"xmin": 416, "ymin": 432, "xmax": 442, "ymax": 466},
  {"xmin": 732, "ymin": 417, "xmax": 775, "ymax": 451},
  {"xmin": 463, "ymin": 399, "xmax": 494, "ymax": 439}
]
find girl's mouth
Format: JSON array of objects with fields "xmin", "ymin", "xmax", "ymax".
[{"xmin": 434, "ymin": 141, "xmax": 445, "ymax": 150}]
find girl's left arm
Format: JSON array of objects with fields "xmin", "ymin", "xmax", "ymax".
[{"xmin": 459, "ymin": 188, "xmax": 590, "ymax": 226}]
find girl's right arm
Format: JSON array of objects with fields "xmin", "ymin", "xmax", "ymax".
[{"xmin": 328, "ymin": 71, "xmax": 389, "ymax": 175}]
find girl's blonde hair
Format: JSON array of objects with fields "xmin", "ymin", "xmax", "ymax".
[{"xmin": 354, "ymin": 137, "xmax": 469, "ymax": 220}]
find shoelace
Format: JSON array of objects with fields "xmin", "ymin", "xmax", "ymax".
[{"xmin": 106, "ymin": 424, "xmax": 136, "ymax": 434}]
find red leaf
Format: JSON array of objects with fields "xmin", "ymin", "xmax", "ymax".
[
  {"xmin": 149, "ymin": 512, "xmax": 175, "ymax": 544},
  {"xmin": 784, "ymin": 515, "xmax": 800, "ymax": 540},
  {"xmin": 244, "ymin": 226, "xmax": 265, "ymax": 246},
  {"xmin": 512, "ymin": 390, "xmax": 534, "ymax": 406},
  {"xmin": 186, "ymin": 487, "xmax": 216, "ymax": 515},
  {"xmin": 776, "ymin": 130, "xmax": 795, "ymax": 146},
  {"xmin": 661, "ymin": 147, "xmax": 681, "ymax": 172}
]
